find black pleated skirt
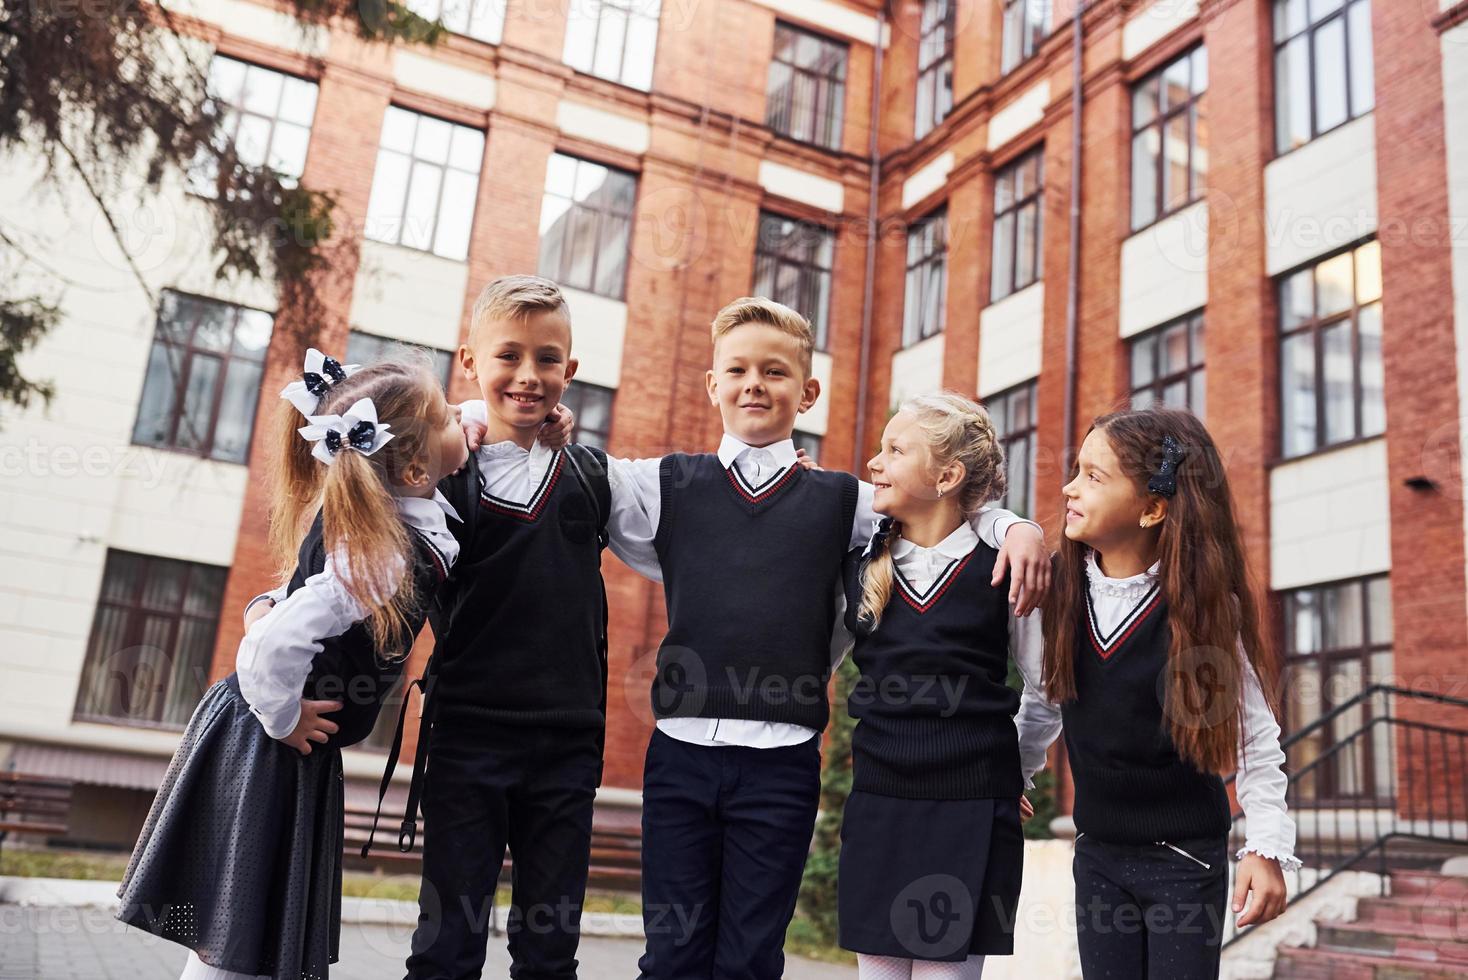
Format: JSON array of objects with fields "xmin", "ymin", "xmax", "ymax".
[
  {"xmin": 116, "ymin": 675, "xmax": 344, "ymax": 980},
  {"xmin": 838, "ymin": 791, "xmax": 1024, "ymax": 961}
]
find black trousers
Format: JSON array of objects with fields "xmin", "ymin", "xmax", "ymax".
[
  {"xmin": 403, "ymin": 721, "xmax": 602, "ymax": 980},
  {"xmin": 636, "ymin": 728, "xmax": 822, "ymax": 980},
  {"xmin": 1073, "ymin": 834, "xmax": 1229, "ymax": 980}
]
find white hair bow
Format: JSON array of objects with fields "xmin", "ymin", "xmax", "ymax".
[
  {"xmin": 298, "ymin": 398, "xmax": 394, "ymax": 465},
  {"xmin": 280, "ymin": 348, "xmax": 361, "ymax": 416}
]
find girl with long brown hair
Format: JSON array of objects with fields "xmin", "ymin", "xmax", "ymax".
[
  {"xmin": 1027, "ymin": 406, "xmax": 1298, "ymax": 979},
  {"xmin": 115, "ymin": 351, "xmax": 468, "ymax": 980},
  {"xmin": 837, "ymin": 392, "xmax": 1045, "ymax": 980}
]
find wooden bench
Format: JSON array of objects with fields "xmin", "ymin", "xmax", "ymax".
[
  {"xmin": 342, "ymin": 805, "xmax": 643, "ymax": 890},
  {"xmin": 0, "ymin": 771, "xmax": 73, "ymax": 859}
]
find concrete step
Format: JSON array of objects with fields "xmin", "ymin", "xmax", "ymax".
[
  {"xmin": 1273, "ymin": 945, "xmax": 1468, "ymax": 979},
  {"xmin": 1357, "ymin": 896, "xmax": 1468, "ymax": 936},
  {"xmin": 1390, "ymin": 871, "xmax": 1468, "ymax": 900},
  {"xmin": 1317, "ymin": 920, "xmax": 1468, "ymax": 965}
]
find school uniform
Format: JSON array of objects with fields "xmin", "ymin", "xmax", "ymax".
[
  {"xmin": 1015, "ymin": 550, "xmax": 1300, "ymax": 980},
  {"xmin": 453, "ymin": 404, "xmax": 1040, "ymax": 980},
  {"xmin": 402, "ymin": 439, "xmax": 609, "ymax": 980},
  {"xmin": 115, "ymin": 493, "xmax": 459, "ymax": 980},
  {"xmin": 837, "ymin": 524, "xmax": 1039, "ymax": 964}
]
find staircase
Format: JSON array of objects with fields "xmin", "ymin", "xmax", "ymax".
[{"xmin": 1272, "ymin": 870, "xmax": 1468, "ymax": 978}]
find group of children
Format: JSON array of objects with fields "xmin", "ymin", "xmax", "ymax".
[{"xmin": 115, "ymin": 275, "xmax": 1298, "ymax": 980}]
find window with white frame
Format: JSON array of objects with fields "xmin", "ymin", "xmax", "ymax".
[
  {"xmin": 991, "ymin": 146, "xmax": 1043, "ymax": 302},
  {"xmin": 915, "ymin": 0, "xmax": 955, "ymax": 140},
  {"xmin": 404, "ymin": 0, "xmax": 505, "ymax": 44},
  {"xmin": 766, "ymin": 22, "xmax": 847, "ymax": 151},
  {"xmin": 365, "ymin": 106, "xmax": 485, "ymax": 261},
  {"xmin": 1278, "ymin": 240, "xmax": 1384, "ymax": 458},
  {"xmin": 985, "ymin": 381, "xmax": 1037, "ymax": 519},
  {"xmin": 346, "ymin": 330, "xmax": 455, "ymax": 388},
  {"xmin": 562, "ymin": 0, "xmax": 661, "ymax": 92},
  {"xmin": 903, "ymin": 209, "xmax": 948, "ymax": 347},
  {"xmin": 1131, "ymin": 46, "xmax": 1208, "ymax": 230},
  {"xmin": 753, "ymin": 212, "xmax": 835, "ymax": 351},
  {"xmin": 1130, "ymin": 312, "xmax": 1206, "ymax": 419},
  {"xmin": 1001, "ymin": 0, "xmax": 1051, "ymax": 75},
  {"xmin": 561, "ymin": 380, "xmax": 616, "ymax": 448},
  {"xmin": 538, "ymin": 153, "xmax": 638, "ymax": 301},
  {"xmin": 1273, "ymin": 0, "xmax": 1373, "ymax": 153},
  {"xmin": 191, "ymin": 56, "xmax": 318, "ymax": 195}
]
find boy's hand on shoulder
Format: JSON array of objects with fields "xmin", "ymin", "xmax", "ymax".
[
  {"xmin": 538, "ymin": 404, "xmax": 575, "ymax": 449},
  {"xmin": 1233, "ymin": 853, "xmax": 1288, "ymax": 927},
  {"xmin": 795, "ymin": 447, "xmax": 822, "ymax": 471},
  {"xmin": 994, "ymin": 522, "xmax": 1051, "ymax": 617},
  {"xmin": 279, "ymin": 698, "xmax": 342, "ymax": 756}
]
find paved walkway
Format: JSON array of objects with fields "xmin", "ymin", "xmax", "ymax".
[{"xmin": 0, "ymin": 904, "xmax": 855, "ymax": 979}]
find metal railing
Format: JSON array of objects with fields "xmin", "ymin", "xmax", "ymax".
[{"xmin": 1222, "ymin": 684, "xmax": 1468, "ymax": 945}]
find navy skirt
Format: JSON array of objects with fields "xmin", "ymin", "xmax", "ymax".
[
  {"xmin": 838, "ymin": 791, "xmax": 1024, "ymax": 960},
  {"xmin": 116, "ymin": 675, "xmax": 344, "ymax": 979}
]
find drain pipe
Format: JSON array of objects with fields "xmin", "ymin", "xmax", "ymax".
[
  {"xmin": 1061, "ymin": 0, "xmax": 1087, "ymax": 473},
  {"xmin": 854, "ymin": 1, "xmax": 889, "ymax": 470}
]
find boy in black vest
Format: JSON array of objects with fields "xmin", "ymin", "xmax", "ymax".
[
  {"xmin": 402, "ymin": 275, "xmax": 612, "ymax": 980},
  {"xmin": 597, "ymin": 297, "xmax": 1052, "ymax": 980}
]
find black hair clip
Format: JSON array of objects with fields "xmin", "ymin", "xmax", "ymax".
[
  {"xmin": 1147, "ymin": 434, "xmax": 1185, "ymax": 498},
  {"xmin": 868, "ymin": 516, "xmax": 894, "ymax": 556}
]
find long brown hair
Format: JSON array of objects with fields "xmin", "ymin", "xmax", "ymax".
[
  {"xmin": 1040, "ymin": 407, "xmax": 1280, "ymax": 775},
  {"xmin": 857, "ymin": 392, "xmax": 1008, "ymax": 630},
  {"xmin": 268, "ymin": 353, "xmax": 445, "ymax": 662}
]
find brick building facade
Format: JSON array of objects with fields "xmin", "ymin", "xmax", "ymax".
[{"xmin": 1, "ymin": 0, "xmax": 1466, "ymax": 844}]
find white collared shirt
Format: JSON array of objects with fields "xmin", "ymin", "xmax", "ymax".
[
  {"xmin": 235, "ymin": 490, "xmax": 461, "ymax": 740},
  {"xmin": 456, "ymin": 403, "xmax": 1040, "ymax": 749},
  {"xmin": 1014, "ymin": 548, "xmax": 1301, "ymax": 869}
]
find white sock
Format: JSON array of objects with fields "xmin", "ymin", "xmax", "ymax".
[
  {"xmin": 858, "ymin": 953, "xmax": 915, "ymax": 980},
  {"xmin": 178, "ymin": 951, "xmax": 270, "ymax": 980}
]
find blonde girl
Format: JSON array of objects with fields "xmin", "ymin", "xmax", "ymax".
[{"xmin": 115, "ymin": 352, "xmax": 468, "ymax": 980}]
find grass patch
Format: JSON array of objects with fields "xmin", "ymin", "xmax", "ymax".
[
  {"xmin": 785, "ymin": 913, "xmax": 856, "ymax": 965},
  {"xmin": 0, "ymin": 848, "xmax": 131, "ymax": 881}
]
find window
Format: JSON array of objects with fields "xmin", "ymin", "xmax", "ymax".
[
  {"xmin": 991, "ymin": 147, "xmax": 1044, "ymax": 302},
  {"xmin": 1273, "ymin": 0, "xmax": 1373, "ymax": 153},
  {"xmin": 793, "ymin": 430, "xmax": 823, "ymax": 464},
  {"xmin": 561, "ymin": 380, "xmax": 616, "ymax": 448},
  {"xmin": 132, "ymin": 291, "xmax": 274, "ymax": 463},
  {"xmin": 1130, "ymin": 312, "xmax": 1205, "ymax": 419},
  {"xmin": 74, "ymin": 551, "xmax": 228, "ymax": 729},
  {"xmin": 1278, "ymin": 240, "xmax": 1384, "ymax": 458},
  {"xmin": 767, "ymin": 23, "xmax": 847, "ymax": 151},
  {"xmin": 191, "ymin": 56, "xmax": 318, "ymax": 195},
  {"xmin": 404, "ymin": 0, "xmax": 504, "ymax": 43},
  {"xmin": 365, "ymin": 107, "xmax": 484, "ymax": 260},
  {"xmin": 903, "ymin": 209, "xmax": 948, "ymax": 347},
  {"xmin": 915, "ymin": 0, "xmax": 956, "ymax": 139},
  {"xmin": 1001, "ymin": 0, "xmax": 1051, "ymax": 75},
  {"xmin": 562, "ymin": 0, "xmax": 661, "ymax": 91},
  {"xmin": 538, "ymin": 154, "xmax": 638, "ymax": 300},
  {"xmin": 1131, "ymin": 46, "xmax": 1208, "ymax": 230},
  {"xmin": 1281, "ymin": 575, "xmax": 1393, "ymax": 801},
  {"xmin": 753, "ymin": 213, "xmax": 835, "ymax": 350},
  {"xmin": 346, "ymin": 331, "xmax": 455, "ymax": 387},
  {"xmin": 985, "ymin": 381, "xmax": 1037, "ymax": 519}
]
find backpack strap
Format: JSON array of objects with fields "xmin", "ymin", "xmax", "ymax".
[
  {"xmin": 562, "ymin": 444, "xmax": 611, "ymax": 786},
  {"xmin": 362, "ymin": 454, "xmax": 480, "ymax": 858}
]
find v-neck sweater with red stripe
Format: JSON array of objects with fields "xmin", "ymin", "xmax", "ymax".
[
  {"xmin": 841, "ymin": 540, "xmax": 1020, "ymax": 800},
  {"xmin": 650, "ymin": 452, "xmax": 859, "ymax": 732},
  {"xmin": 1061, "ymin": 584, "xmax": 1232, "ymax": 844}
]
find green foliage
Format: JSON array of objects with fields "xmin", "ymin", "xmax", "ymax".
[{"xmin": 796, "ymin": 655, "xmax": 858, "ymax": 947}]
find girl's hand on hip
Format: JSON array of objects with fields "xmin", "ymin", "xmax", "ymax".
[
  {"xmin": 280, "ymin": 699, "xmax": 342, "ymax": 756},
  {"xmin": 1233, "ymin": 853, "xmax": 1288, "ymax": 927}
]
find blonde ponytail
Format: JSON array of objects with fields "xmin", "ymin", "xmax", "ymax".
[
  {"xmin": 856, "ymin": 521, "xmax": 899, "ymax": 631},
  {"xmin": 268, "ymin": 350, "xmax": 443, "ymax": 664}
]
